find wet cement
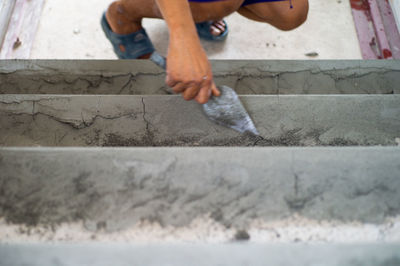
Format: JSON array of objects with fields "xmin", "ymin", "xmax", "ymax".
[{"xmin": 102, "ymin": 131, "xmax": 360, "ymax": 147}]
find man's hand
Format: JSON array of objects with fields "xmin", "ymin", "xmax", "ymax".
[
  {"xmin": 156, "ymin": 0, "xmax": 220, "ymax": 104},
  {"xmin": 166, "ymin": 34, "xmax": 220, "ymax": 104}
]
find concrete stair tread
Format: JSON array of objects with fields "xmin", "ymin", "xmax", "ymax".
[
  {"xmin": 1, "ymin": 147, "xmax": 399, "ymax": 231},
  {"xmin": 1, "ymin": 94, "xmax": 399, "ymax": 146}
]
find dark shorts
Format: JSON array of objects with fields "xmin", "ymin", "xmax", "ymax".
[{"xmin": 189, "ymin": 0, "xmax": 286, "ymax": 7}]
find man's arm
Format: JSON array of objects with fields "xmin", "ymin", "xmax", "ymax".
[{"xmin": 155, "ymin": 0, "xmax": 220, "ymax": 104}]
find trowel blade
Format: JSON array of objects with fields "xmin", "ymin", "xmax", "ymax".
[{"xmin": 203, "ymin": 85, "xmax": 259, "ymax": 135}]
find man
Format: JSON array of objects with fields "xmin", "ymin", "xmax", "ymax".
[{"xmin": 101, "ymin": 0, "xmax": 308, "ymax": 103}]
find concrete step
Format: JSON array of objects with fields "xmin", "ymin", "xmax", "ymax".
[
  {"xmin": 1, "ymin": 60, "xmax": 400, "ymax": 264},
  {"xmin": 1, "ymin": 147, "xmax": 399, "ymax": 264},
  {"xmin": 1, "ymin": 147, "xmax": 399, "ymax": 232},
  {"xmin": 1, "ymin": 243, "xmax": 399, "ymax": 266},
  {"xmin": 1, "ymin": 94, "xmax": 399, "ymax": 146},
  {"xmin": 0, "ymin": 60, "xmax": 399, "ymax": 95}
]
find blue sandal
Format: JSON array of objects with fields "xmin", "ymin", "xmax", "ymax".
[
  {"xmin": 101, "ymin": 13, "xmax": 155, "ymax": 59},
  {"xmin": 195, "ymin": 20, "xmax": 229, "ymax": 42}
]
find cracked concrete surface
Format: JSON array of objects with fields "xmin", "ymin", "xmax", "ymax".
[
  {"xmin": 0, "ymin": 95, "xmax": 399, "ymax": 146},
  {"xmin": 0, "ymin": 147, "xmax": 399, "ymax": 232},
  {"xmin": 0, "ymin": 60, "xmax": 399, "ymax": 95}
]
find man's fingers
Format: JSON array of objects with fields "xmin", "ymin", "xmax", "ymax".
[
  {"xmin": 211, "ymin": 83, "xmax": 220, "ymax": 97},
  {"xmin": 195, "ymin": 82, "xmax": 219, "ymax": 104},
  {"xmin": 183, "ymin": 85, "xmax": 200, "ymax": 101},
  {"xmin": 172, "ymin": 82, "xmax": 187, "ymax": 93},
  {"xmin": 165, "ymin": 74, "xmax": 178, "ymax": 88},
  {"xmin": 195, "ymin": 86, "xmax": 211, "ymax": 104},
  {"xmin": 165, "ymin": 64, "xmax": 217, "ymax": 103}
]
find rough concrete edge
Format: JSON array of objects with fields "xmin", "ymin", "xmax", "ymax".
[
  {"xmin": 1, "ymin": 145, "xmax": 400, "ymax": 152},
  {"xmin": 1, "ymin": 59, "xmax": 400, "ymax": 74},
  {"xmin": 1, "ymin": 94, "xmax": 400, "ymax": 100},
  {"xmin": 1, "ymin": 215, "xmax": 400, "ymax": 244}
]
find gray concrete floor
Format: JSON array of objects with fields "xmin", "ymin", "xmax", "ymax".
[
  {"xmin": 30, "ymin": 0, "xmax": 362, "ymax": 59},
  {"xmin": 1, "ymin": 243, "xmax": 400, "ymax": 266}
]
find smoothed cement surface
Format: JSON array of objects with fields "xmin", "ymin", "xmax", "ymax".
[
  {"xmin": 0, "ymin": 95, "xmax": 399, "ymax": 146},
  {"xmin": 0, "ymin": 147, "xmax": 399, "ymax": 231},
  {"xmin": 1, "ymin": 60, "xmax": 399, "ymax": 95},
  {"xmin": 1, "ymin": 243, "xmax": 400, "ymax": 266}
]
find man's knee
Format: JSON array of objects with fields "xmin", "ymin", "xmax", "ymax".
[
  {"xmin": 250, "ymin": 0, "xmax": 309, "ymax": 31},
  {"xmin": 219, "ymin": 0, "xmax": 245, "ymax": 15},
  {"xmin": 277, "ymin": 3, "xmax": 309, "ymax": 31}
]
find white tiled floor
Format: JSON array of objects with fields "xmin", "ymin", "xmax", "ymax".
[{"xmin": 30, "ymin": 0, "xmax": 362, "ymax": 59}]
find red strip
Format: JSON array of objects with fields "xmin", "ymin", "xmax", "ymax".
[{"xmin": 350, "ymin": 0, "xmax": 400, "ymax": 59}]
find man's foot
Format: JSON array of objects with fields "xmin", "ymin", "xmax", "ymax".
[
  {"xmin": 103, "ymin": 2, "xmax": 153, "ymax": 59},
  {"xmin": 196, "ymin": 19, "xmax": 229, "ymax": 41}
]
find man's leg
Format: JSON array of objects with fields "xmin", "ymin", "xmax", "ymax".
[
  {"xmin": 238, "ymin": 0, "xmax": 308, "ymax": 31},
  {"xmin": 106, "ymin": 0, "xmax": 244, "ymax": 35}
]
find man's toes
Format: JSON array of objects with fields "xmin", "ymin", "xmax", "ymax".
[
  {"xmin": 210, "ymin": 25, "xmax": 222, "ymax": 36},
  {"xmin": 210, "ymin": 21, "xmax": 226, "ymax": 36},
  {"xmin": 215, "ymin": 21, "xmax": 226, "ymax": 29}
]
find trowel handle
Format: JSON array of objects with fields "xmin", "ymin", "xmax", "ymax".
[{"xmin": 150, "ymin": 51, "xmax": 167, "ymax": 70}]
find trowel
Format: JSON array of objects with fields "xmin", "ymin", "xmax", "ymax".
[{"xmin": 150, "ymin": 52, "xmax": 259, "ymax": 135}]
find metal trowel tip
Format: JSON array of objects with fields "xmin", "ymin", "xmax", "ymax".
[
  {"xmin": 246, "ymin": 128, "xmax": 259, "ymax": 136},
  {"xmin": 236, "ymin": 117, "xmax": 259, "ymax": 136}
]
